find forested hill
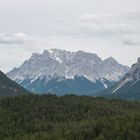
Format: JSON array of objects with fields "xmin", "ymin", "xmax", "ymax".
[
  {"xmin": 0, "ymin": 71, "xmax": 30, "ymax": 96},
  {"xmin": 0, "ymin": 94, "xmax": 140, "ymax": 140}
]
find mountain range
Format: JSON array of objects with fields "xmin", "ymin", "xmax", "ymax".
[
  {"xmin": 0, "ymin": 71, "xmax": 30, "ymax": 96},
  {"xmin": 102, "ymin": 58, "xmax": 140, "ymax": 100},
  {"xmin": 7, "ymin": 49, "xmax": 129, "ymax": 95}
]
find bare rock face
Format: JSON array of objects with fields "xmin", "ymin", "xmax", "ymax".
[
  {"xmin": 7, "ymin": 49, "xmax": 129, "ymax": 94},
  {"xmin": 125, "ymin": 57, "xmax": 140, "ymax": 82},
  {"xmin": 7, "ymin": 49, "xmax": 129, "ymax": 82},
  {"xmin": 102, "ymin": 58, "xmax": 140, "ymax": 100}
]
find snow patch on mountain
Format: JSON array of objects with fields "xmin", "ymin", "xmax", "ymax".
[
  {"xmin": 111, "ymin": 57, "xmax": 140, "ymax": 93},
  {"xmin": 7, "ymin": 49, "xmax": 129, "ymax": 86}
]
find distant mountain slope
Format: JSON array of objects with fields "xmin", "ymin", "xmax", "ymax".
[
  {"xmin": 7, "ymin": 49, "xmax": 129, "ymax": 94},
  {"xmin": 0, "ymin": 71, "xmax": 30, "ymax": 96},
  {"xmin": 101, "ymin": 58, "xmax": 140, "ymax": 100},
  {"xmin": 19, "ymin": 75, "xmax": 113, "ymax": 95}
]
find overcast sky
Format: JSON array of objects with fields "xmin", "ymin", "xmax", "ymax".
[{"xmin": 0, "ymin": 0, "xmax": 140, "ymax": 72}]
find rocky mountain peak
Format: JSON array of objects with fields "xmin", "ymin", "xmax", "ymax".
[
  {"xmin": 124, "ymin": 57, "xmax": 140, "ymax": 81},
  {"xmin": 105, "ymin": 58, "xmax": 140, "ymax": 99},
  {"xmin": 7, "ymin": 49, "xmax": 129, "ymax": 83},
  {"xmin": 104, "ymin": 57, "xmax": 118, "ymax": 64},
  {"xmin": 137, "ymin": 57, "xmax": 140, "ymax": 65}
]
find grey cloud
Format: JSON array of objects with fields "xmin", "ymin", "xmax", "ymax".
[
  {"xmin": 0, "ymin": 33, "xmax": 32, "ymax": 45},
  {"xmin": 122, "ymin": 35, "xmax": 140, "ymax": 46},
  {"xmin": 48, "ymin": 11, "xmax": 140, "ymax": 40},
  {"xmin": 123, "ymin": 40, "xmax": 140, "ymax": 46},
  {"xmin": 78, "ymin": 11, "xmax": 140, "ymax": 36}
]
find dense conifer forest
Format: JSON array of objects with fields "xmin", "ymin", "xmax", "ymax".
[{"xmin": 0, "ymin": 94, "xmax": 140, "ymax": 140}]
